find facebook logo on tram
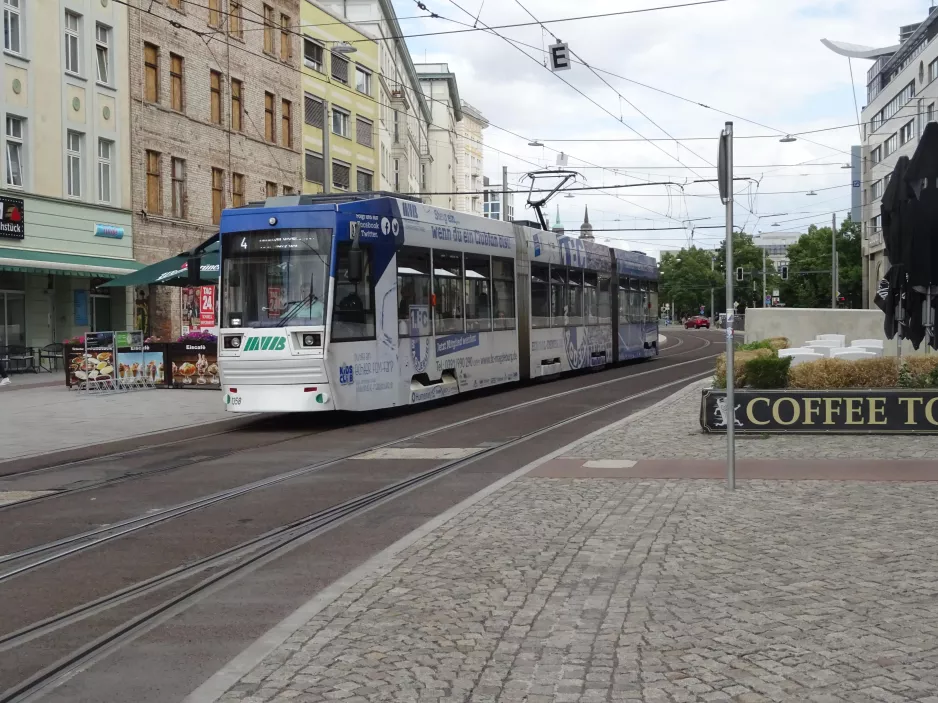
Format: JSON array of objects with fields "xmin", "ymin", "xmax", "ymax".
[{"xmin": 339, "ymin": 365, "xmax": 354, "ymax": 386}]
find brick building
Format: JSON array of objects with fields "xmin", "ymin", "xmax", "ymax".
[{"xmin": 128, "ymin": 0, "xmax": 301, "ymax": 338}]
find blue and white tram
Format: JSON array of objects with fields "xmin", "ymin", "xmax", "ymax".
[{"xmin": 216, "ymin": 194, "xmax": 658, "ymax": 413}]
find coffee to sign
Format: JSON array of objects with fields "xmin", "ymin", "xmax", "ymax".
[{"xmin": 701, "ymin": 389, "xmax": 938, "ymax": 434}]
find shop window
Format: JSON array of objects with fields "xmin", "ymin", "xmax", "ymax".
[
  {"xmin": 433, "ymin": 251, "xmax": 462, "ymax": 334},
  {"xmin": 331, "ymin": 242, "xmax": 375, "ymax": 340},
  {"xmin": 397, "ymin": 246, "xmax": 431, "ymax": 337},
  {"xmin": 492, "ymin": 257, "xmax": 515, "ymax": 330}
]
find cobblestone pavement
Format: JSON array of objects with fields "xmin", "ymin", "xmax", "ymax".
[
  {"xmin": 214, "ymin": 477, "xmax": 938, "ymax": 703},
  {"xmin": 567, "ymin": 379, "xmax": 938, "ymax": 461}
]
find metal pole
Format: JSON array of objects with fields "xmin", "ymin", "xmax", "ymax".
[
  {"xmin": 724, "ymin": 122, "xmax": 735, "ymax": 491},
  {"xmin": 710, "ymin": 255, "xmax": 715, "ymax": 322},
  {"xmin": 832, "ymin": 213, "xmax": 837, "ymax": 309},
  {"xmin": 762, "ymin": 246, "xmax": 767, "ymax": 307},
  {"xmin": 323, "ymin": 100, "xmax": 332, "ymax": 194},
  {"xmin": 502, "ymin": 165, "xmax": 509, "ymax": 222}
]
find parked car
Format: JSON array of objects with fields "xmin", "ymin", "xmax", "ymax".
[{"xmin": 684, "ymin": 315, "xmax": 710, "ymax": 329}]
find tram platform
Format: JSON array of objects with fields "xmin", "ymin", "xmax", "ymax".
[{"xmin": 181, "ymin": 379, "xmax": 938, "ymax": 703}]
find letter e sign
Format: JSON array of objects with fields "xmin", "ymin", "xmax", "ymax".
[{"xmin": 549, "ymin": 42, "xmax": 571, "ymax": 71}]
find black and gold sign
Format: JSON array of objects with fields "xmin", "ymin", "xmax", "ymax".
[{"xmin": 701, "ymin": 389, "xmax": 938, "ymax": 434}]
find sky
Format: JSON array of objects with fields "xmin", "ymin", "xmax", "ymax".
[{"xmin": 390, "ymin": 0, "xmax": 932, "ymax": 259}]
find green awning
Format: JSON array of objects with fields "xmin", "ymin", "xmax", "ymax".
[
  {"xmin": 0, "ymin": 248, "xmax": 142, "ymax": 278},
  {"xmin": 99, "ymin": 243, "xmax": 219, "ymax": 288}
]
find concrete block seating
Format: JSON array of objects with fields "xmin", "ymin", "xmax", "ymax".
[{"xmin": 830, "ymin": 348, "xmax": 877, "ymax": 361}]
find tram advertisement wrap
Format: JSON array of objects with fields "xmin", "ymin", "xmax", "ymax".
[{"xmin": 701, "ymin": 388, "xmax": 938, "ymax": 434}]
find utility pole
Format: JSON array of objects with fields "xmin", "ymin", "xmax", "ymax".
[
  {"xmin": 502, "ymin": 165, "xmax": 509, "ymax": 222},
  {"xmin": 323, "ymin": 100, "xmax": 332, "ymax": 194},
  {"xmin": 832, "ymin": 212, "xmax": 837, "ymax": 309},
  {"xmin": 762, "ymin": 246, "xmax": 767, "ymax": 307},
  {"xmin": 720, "ymin": 121, "xmax": 735, "ymax": 491},
  {"xmin": 710, "ymin": 255, "xmax": 715, "ymax": 322}
]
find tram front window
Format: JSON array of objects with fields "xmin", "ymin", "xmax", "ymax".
[{"xmin": 222, "ymin": 228, "xmax": 332, "ymax": 328}]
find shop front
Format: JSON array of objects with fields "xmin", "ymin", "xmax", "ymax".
[{"xmin": 0, "ymin": 194, "xmax": 140, "ymax": 356}]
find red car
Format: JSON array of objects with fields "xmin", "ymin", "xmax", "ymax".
[{"xmin": 684, "ymin": 315, "xmax": 710, "ymax": 329}]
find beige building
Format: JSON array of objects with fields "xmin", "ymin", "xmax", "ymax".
[
  {"xmin": 456, "ymin": 100, "xmax": 487, "ymax": 215},
  {"xmin": 129, "ymin": 0, "xmax": 302, "ymax": 338},
  {"xmin": 415, "ymin": 63, "xmax": 461, "ymax": 210},
  {"xmin": 0, "ymin": 0, "xmax": 138, "ymax": 350}
]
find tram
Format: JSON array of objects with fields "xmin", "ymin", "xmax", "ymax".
[{"xmin": 216, "ymin": 193, "xmax": 658, "ymax": 413}]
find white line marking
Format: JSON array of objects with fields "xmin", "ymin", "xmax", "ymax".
[
  {"xmin": 182, "ymin": 377, "xmax": 706, "ymax": 703},
  {"xmin": 355, "ymin": 448, "xmax": 480, "ymax": 460},
  {"xmin": 0, "ymin": 491, "xmax": 56, "ymax": 506},
  {"xmin": 583, "ymin": 460, "xmax": 637, "ymax": 469}
]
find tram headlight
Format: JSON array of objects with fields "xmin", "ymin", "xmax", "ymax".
[
  {"xmin": 302, "ymin": 333, "xmax": 321, "ymax": 347},
  {"xmin": 224, "ymin": 335, "xmax": 243, "ymax": 349}
]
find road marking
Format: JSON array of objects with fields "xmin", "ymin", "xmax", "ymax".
[
  {"xmin": 583, "ymin": 460, "xmax": 637, "ymax": 469},
  {"xmin": 0, "ymin": 491, "xmax": 56, "ymax": 506},
  {"xmin": 355, "ymin": 448, "xmax": 480, "ymax": 460}
]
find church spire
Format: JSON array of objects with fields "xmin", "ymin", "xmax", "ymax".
[
  {"xmin": 552, "ymin": 204, "xmax": 564, "ymax": 234},
  {"xmin": 579, "ymin": 205, "xmax": 594, "ymax": 240}
]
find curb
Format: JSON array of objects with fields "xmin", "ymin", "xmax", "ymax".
[{"xmin": 182, "ymin": 378, "xmax": 702, "ymax": 703}]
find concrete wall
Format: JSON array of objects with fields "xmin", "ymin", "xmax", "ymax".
[{"xmin": 745, "ymin": 307, "xmax": 929, "ymax": 356}]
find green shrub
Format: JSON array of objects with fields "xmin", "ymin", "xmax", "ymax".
[
  {"xmin": 714, "ymin": 348, "xmax": 774, "ymax": 388},
  {"xmin": 743, "ymin": 355, "xmax": 791, "ymax": 389},
  {"xmin": 898, "ymin": 356, "xmax": 938, "ymax": 388},
  {"xmin": 736, "ymin": 337, "xmax": 790, "ymax": 352}
]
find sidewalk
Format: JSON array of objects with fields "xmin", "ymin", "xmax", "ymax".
[
  {"xmin": 190, "ymin": 380, "xmax": 938, "ymax": 703},
  {"xmin": 0, "ymin": 384, "xmax": 237, "ymax": 463}
]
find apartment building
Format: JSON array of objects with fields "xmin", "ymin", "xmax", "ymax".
[
  {"xmin": 0, "ymin": 0, "xmax": 137, "ymax": 349},
  {"xmin": 456, "ymin": 100, "xmax": 486, "ymax": 215},
  {"xmin": 415, "ymin": 63, "xmax": 461, "ymax": 210},
  {"xmin": 129, "ymin": 0, "xmax": 301, "ymax": 338},
  {"xmin": 300, "ymin": 1, "xmax": 379, "ymax": 195},
  {"xmin": 826, "ymin": 8, "xmax": 938, "ymax": 308}
]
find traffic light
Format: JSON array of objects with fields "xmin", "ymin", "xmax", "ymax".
[
  {"xmin": 736, "ymin": 267, "xmax": 744, "ymax": 281},
  {"xmin": 781, "ymin": 265, "xmax": 789, "ymax": 280}
]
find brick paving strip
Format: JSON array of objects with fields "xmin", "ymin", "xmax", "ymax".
[{"xmin": 189, "ymin": 380, "xmax": 938, "ymax": 703}]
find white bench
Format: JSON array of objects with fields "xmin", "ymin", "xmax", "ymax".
[
  {"xmin": 830, "ymin": 348, "xmax": 877, "ymax": 361},
  {"xmin": 817, "ymin": 334, "xmax": 846, "ymax": 346}
]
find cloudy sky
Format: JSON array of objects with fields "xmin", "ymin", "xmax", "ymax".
[{"xmin": 391, "ymin": 0, "xmax": 930, "ymax": 258}]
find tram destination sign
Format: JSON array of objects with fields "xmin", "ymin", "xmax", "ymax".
[
  {"xmin": 701, "ymin": 388, "xmax": 938, "ymax": 434},
  {"xmin": 0, "ymin": 196, "xmax": 25, "ymax": 240}
]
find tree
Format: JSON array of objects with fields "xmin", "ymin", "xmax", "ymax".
[
  {"xmin": 780, "ymin": 218, "xmax": 861, "ymax": 308},
  {"xmin": 659, "ymin": 247, "xmax": 721, "ymax": 319},
  {"xmin": 711, "ymin": 231, "xmax": 779, "ymax": 314}
]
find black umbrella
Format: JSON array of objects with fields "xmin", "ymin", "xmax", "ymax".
[
  {"xmin": 903, "ymin": 122, "xmax": 938, "ymax": 348},
  {"xmin": 879, "ymin": 157, "xmax": 915, "ymax": 343}
]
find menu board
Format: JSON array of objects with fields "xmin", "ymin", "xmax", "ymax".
[
  {"xmin": 171, "ymin": 342, "xmax": 219, "ymax": 388},
  {"xmin": 117, "ymin": 347, "xmax": 165, "ymax": 385}
]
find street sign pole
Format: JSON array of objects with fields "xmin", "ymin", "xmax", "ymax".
[{"xmin": 719, "ymin": 122, "xmax": 736, "ymax": 491}]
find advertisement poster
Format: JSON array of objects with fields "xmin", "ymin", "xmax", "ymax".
[
  {"xmin": 171, "ymin": 342, "xmax": 219, "ymax": 388},
  {"xmin": 199, "ymin": 286, "xmax": 216, "ymax": 328},
  {"xmin": 267, "ymin": 287, "xmax": 283, "ymax": 318},
  {"xmin": 181, "ymin": 286, "xmax": 217, "ymax": 331},
  {"xmin": 182, "ymin": 287, "xmax": 200, "ymax": 331},
  {"xmin": 116, "ymin": 348, "xmax": 165, "ymax": 385}
]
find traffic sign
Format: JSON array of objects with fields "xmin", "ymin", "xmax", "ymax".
[{"xmin": 549, "ymin": 42, "xmax": 571, "ymax": 71}]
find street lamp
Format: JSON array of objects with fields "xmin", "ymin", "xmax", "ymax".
[
  {"xmin": 528, "ymin": 139, "xmax": 544, "ymax": 147},
  {"xmin": 780, "ymin": 135, "xmax": 797, "ymax": 143}
]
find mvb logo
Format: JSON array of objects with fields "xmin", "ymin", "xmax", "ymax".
[{"xmin": 242, "ymin": 336, "xmax": 287, "ymax": 352}]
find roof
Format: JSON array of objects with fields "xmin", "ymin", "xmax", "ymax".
[
  {"xmin": 414, "ymin": 63, "xmax": 463, "ymax": 121},
  {"xmin": 377, "ymin": 0, "xmax": 432, "ymax": 125},
  {"xmin": 459, "ymin": 100, "xmax": 488, "ymax": 127},
  {"xmin": 0, "ymin": 248, "xmax": 141, "ymax": 278}
]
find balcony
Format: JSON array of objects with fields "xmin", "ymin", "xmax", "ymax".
[{"xmin": 868, "ymin": 229, "xmax": 884, "ymax": 251}]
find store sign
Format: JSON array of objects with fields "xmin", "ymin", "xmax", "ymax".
[
  {"xmin": 94, "ymin": 224, "xmax": 124, "ymax": 239},
  {"xmin": 0, "ymin": 196, "xmax": 25, "ymax": 240},
  {"xmin": 701, "ymin": 388, "xmax": 938, "ymax": 434}
]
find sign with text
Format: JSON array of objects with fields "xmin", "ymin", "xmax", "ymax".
[
  {"xmin": 0, "ymin": 196, "xmax": 24, "ymax": 240},
  {"xmin": 199, "ymin": 286, "xmax": 216, "ymax": 328},
  {"xmin": 701, "ymin": 388, "xmax": 938, "ymax": 434},
  {"xmin": 549, "ymin": 42, "xmax": 571, "ymax": 71}
]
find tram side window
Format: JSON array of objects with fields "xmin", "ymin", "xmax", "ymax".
[
  {"xmin": 492, "ymin": 256, "xmax": 515, "ymax": 330},
  {"xmin": 531, "ymin": 263, "xmax": 550, "ymax": 329},
  {"xmin": 567, "ymin": 269, "xmax": 584, "ymax": 326},
  {"xmin": 648, "ymin": 281, "xmax": 659, "ymax": 321},
  {"xmin": 583, "ymin": 271, "xmax": 599, "ymax": 324},
  {"xmin": 618, "ymin": 281, "xmax": 629, "ymax": 324},
  {"xmin": 465, "ymin": 254, "xmax": 492, "ymax": 332},
  {"xmin": 398, "ymin": 246, "xmax": 432, "ymax": 337},
  {"xmin": 630, "ymin": 280, "xmax": 642, "ymax": 323},
  {"xmin": 598, "ymin": 275, "xmax": 612, "ymax": 324},
  {"xmin": 332, "ymin": 242, "xmax": 376, "ymax": 341},
  {"xmin": 550, "ymin": 266, "xmax": 567, "ymax": 326},
  {"xmin": 433, "ymin": 250, "xmax": 463, "ymax": 334},
  {"xmin": 640, "ymin": 281, "xmax": 650, "ymax": 322}
]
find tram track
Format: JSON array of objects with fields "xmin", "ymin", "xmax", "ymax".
[
  {"xmin": 0, "ymin": 343, "xmax": 718, "ymax": 583},
  {"xmin": 0, "ymin": 331, "xmax": 706, "ymax": 515},
  {"xmin": 0, "ymin": 363, "xmax": 715, "ymax": 703}
]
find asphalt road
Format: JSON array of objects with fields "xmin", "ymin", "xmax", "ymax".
[{"xmin": 0, "ymin": 329, "xmax": 722, "ymax": 703}]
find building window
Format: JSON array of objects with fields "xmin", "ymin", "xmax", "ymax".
[
  {"xmin": 331, "ymin": 53, "xmax": 348, "ymax": 83},
  {"xmin": 355, "ymin": 66, "xmax": 371, "ymax": 95},
  {"xmin": 66, "ymin": 131, "xmax": 82, "ymax": 197},
  {"xmin": 394, "ymin": 158, "xmax": 400, "ymax": 191},
  {"xmin": 931, "ymin": 58, "xmax": 938, "ymax": 83},
  {"xmin": 884, "ymin": 132, "xmax": 899, "ymax": 157},
  {"xmin": 212, "ymin": 168, "xmax": 224, "ymax": 224},
  {"xmin": 263, "ymin": 4, "xmax": 274, "ymax": 54},
  {"xmin": 5, "ymin": 116, "xmax": 23, "ymax": 187},
  {"xmin": 304, "ymin": 94, "xmax": 324, "ymax": 129},
  {"xmin": 332, "ymin": 107, "xmax": 349, "ymax": 138},
  {"xmin": 64, "ymin": 11, "xmax": 80, "ymax": 74},
  {"xmin": 333, "ymin": 161, "xmax": 350, "ymax": 190},
  {"xmin": 208, "ymin": 0, "xmax": 221, "ymax": 28},
  {"xmin": 871, "ymin": 214, "xmax": 882, "ymax": 232},
  {"xmin": 231, "ymin": 78, "xmax": 242, "ymax": 131},
  {"xmin": 171, "ymin": 157, "xmax": 186, "ymax": 218},
  {"xmin": 145, "ymin": 150, "xmax": 161, "ymax": 213},
  {"xmin": 3, "ymin": 0, "xmax": 22, "ymax": 55},
  {"xmin": 281, "ymin": 99, "xmax": 292, "ymax": 148},
  {"xmin": 900, "ymin": 120, "xmax": 914, "ymax": 146},
  {"xmin": 929, "ymin": 103, "xmax": 936, "ymax": 123},
  {"xmin": 229, "ymin": 0, "xmax": 243, "ymax": 38},
  {"xmin": 95, "ymin": 24, "xmax": 110, "ymax": 84},
  {"xmin": 210, "ymin": 70, "xmax": 222, "ymax": 125},
  {"xmin": 266, "ymin": 181, "xmax": 277, "ymax": 197},
  {"xmin": 283, "ymin": 185, "xmax": 294, "ymax": 195},
  {"xmin": 232, "ymin": 172, "xmax": 245, "ymax": 207},
  {"xmin": 356, "ymin": 168, "xmax": 373, "ymax": 192},
  {"xmin": 97, "ymin": 139, "xmax": 112, "ymax": 203},
  {"xmin": 305, "ymin": 151, "xmax": 323, "ymax": 184},
  {"xmin": 871, "ymin": 145, "xmax": 882, "ymax": 164},
  {"xmin": 355, "ymin": 116, "xmax": 373, "ymax": 148},
  {"xmin": 170, "ymin": 53, "xmax": 184, "ymax": 111},
  {"xmin": 264, "ymin": 92, "xmax": 276, "ymax": 142},
  {"xmin": 280, "ymin": 13, "xmax": 291, "ymax": 61},
  {"xmin": 303, "ymin": 39, "xmax": 323, "ymax": 72},
  {"xmin": 144, "ymin": 43, "xmax": 159, "ymax": 102}
]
